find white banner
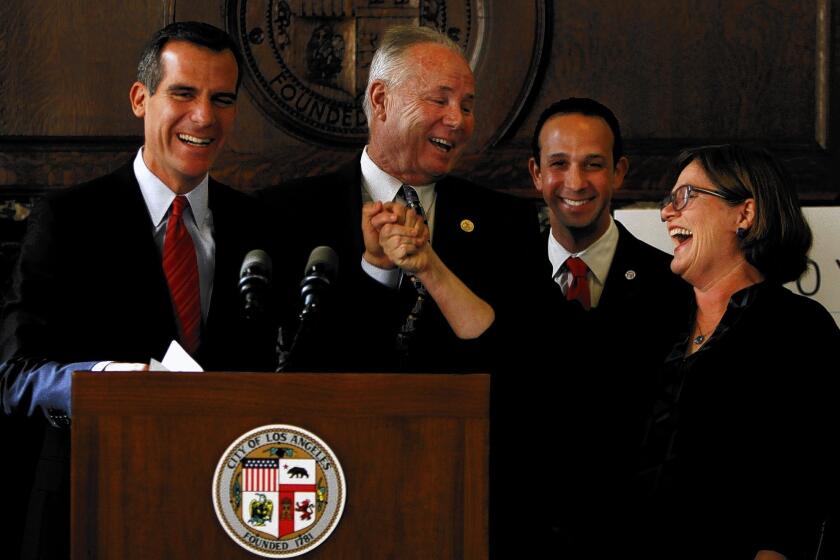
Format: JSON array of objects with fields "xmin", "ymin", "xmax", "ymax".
[{"xmin": 615, "ymin": 207, "xmax": 840, "ymax": 327}]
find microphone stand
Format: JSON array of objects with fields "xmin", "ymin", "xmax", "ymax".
[
  {"xmin": 275, "ymin": 303, "xmax": 322, "ymax": 372},
  {"xmin": 276, "ymin": 245, "xmax": 338, "ymax": 372}
]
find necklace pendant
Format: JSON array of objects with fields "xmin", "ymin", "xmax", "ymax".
[{"xmin": 693, "ymin": 334, "xmax": 705, "ymax": 345}]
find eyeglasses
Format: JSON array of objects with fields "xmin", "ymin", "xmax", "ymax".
[{"xmin": 660, "ymin": 184, "xmax": 743, "ymax": 211}]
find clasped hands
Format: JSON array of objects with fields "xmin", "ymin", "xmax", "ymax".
[
  {"xmin": 362, "ymin": 201, "xmax": 432, "ymax": 274},
  {"xmin": 361, "ymin": 200, "xmax": 494, "ymax": 339}
]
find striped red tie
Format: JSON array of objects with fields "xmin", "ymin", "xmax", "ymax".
[
  {"xmin": 565, "ymin": 256, "xmax": 591, "ymax": 310},
  {"xmin": 163, "ymin": 196, "xmax": 201, "ymax": 354}
]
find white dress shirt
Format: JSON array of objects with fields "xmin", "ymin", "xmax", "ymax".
[
  {"xmin": 547, "ymin": 216, "xmax": 619, "ymax": 308},
  {"xmin": 359, "ymin": 147, "xmax": 436, "ymax": 288}
]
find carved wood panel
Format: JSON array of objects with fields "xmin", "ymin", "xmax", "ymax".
[{"xmin": 0, "ymin": 0, "xmax": 837, "ymax": 205}]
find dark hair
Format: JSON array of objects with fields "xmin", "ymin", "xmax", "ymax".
[
  {"xmin": 531, "ymin": 97, "xmax": 624, "ymax": 166},
  {"xmin": 137, "ymin": 21, "xmax": 244, "ymax": 94},
  {"xmin": 669, "ymin": 144, "xmax": 812, "ymax": 283}
]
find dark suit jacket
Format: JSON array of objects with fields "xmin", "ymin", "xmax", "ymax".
[
  {"xmin": 589, "ymin": 220, "xmax": 692, "ymax": 364},
  {"xmin": 262, "ymin": 158, "xmax": 545, "ymax": 560},
  {"xmin": 1, "ymin": 163, "xmax": 272, "ymax": 374},
  {"xmin": 260, "ymin": 157, "xmax": 544, "ymax": 374},
  {"xmin": 529, "ymin": 220, "xmax": 693, "ymax": 557},
  {"xmin": 538, "ymin": 220, "xmax": 691, "ymax": 365},
  {"xmin": 0, "ymin": 162, "xmax": 272, "ymax": 558}
]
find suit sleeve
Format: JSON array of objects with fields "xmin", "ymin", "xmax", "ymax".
[
  {"xmin": 0, "ymin": 195, "xmax": 103, "ymax": 421},
  {"xmin": 0, "ymin": 358, "xmax": 98, "ymax": 420}
]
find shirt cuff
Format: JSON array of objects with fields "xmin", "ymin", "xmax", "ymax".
[{"xmin": 360, "ymin": 256, "xmax": 400, "ymax": 289}]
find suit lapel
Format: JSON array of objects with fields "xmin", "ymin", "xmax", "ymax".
[
  {"xmin": 113, "ymin": 163, "xmax": 171, "ymax": 294},
  {"xmin": 111, "ymin": 163, "xmax": 179, "ymax": 340},
  {"xmin": 432, "ymin": 177, "xmax": 476, "ymax": 265},
  {"xmin": 335, "ymin": 158, "xmax": 365, "ymax": 261},
  {"xmin": 206, "ymin": 180, "xmax": 233, "ymax": 332},
  {"xmin": 599, "ymin": 222, "xmax": 640, "ymax": 311},
  {"xmin": 112, "ymin": 163, "xmax": 158, "ymax": 242}
]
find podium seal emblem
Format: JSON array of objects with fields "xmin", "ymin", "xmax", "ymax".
[{"xmin": 213, "ymin": 424, "xmax": 346, "ymax": 557}]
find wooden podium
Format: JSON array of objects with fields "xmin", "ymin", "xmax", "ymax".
[{"xmin": 71, "ymin": 372, "xmax": 489, "ymax": 559}]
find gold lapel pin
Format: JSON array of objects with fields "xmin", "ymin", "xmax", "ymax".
[{"xmin": 460, "ymin": 219, "xmax": 475, "ymax": 233}]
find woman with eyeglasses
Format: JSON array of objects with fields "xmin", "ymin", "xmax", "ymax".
[{"xmin": 636, "ymin": 144, "xmax": 840, "ymax": 559}]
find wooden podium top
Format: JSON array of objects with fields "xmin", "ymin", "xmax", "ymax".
[{"xmin": 73, "ymin": 372, "xmax": 490, "ymax": 418}]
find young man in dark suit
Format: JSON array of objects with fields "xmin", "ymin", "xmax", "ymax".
[
  {"xmin": 0, "ymin": 22, "xmax": 272, "ymax": 558},
  {"xmin": 526, "ymin": 97, "xmax": 692, "ymax": 555}
]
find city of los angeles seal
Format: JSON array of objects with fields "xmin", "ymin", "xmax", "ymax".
[{"xmin": 213, "ymin": 425, "xmax": 346, "ymax": 557}]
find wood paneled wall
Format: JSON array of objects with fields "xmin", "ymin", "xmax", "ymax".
[{"xmin": 0, "ymin": 0, "xmax": 837, "ymax": 203}]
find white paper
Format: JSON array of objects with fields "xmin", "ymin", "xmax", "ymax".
[
  {"xmin": 152, "ymin": 340, "xmax": 204, "ymax": 372},
  {"xmin": 148, "ymin": 358, "xmax": 168, "ymax": 371}
]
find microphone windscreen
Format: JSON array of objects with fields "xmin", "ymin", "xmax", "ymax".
[
  {"xmin": 241, "ymin": 249, "xmax": 272, "ymax": 279},
  {"xmin": 305, "ymin": 246, "xmax": 338, "ymax": 279}
]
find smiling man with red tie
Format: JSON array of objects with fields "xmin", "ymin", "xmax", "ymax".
[
  {"xmin": 526, "ymin": 97, "xmax": 692, "ymax": 555},
  {"xmin": 0, "ymin": 22, "xmax": 271, "ymax": 558}
]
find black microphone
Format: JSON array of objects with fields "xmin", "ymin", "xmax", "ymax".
[
  {"xmin": 277, "ymin": 246, "xmax": 338, "ymax": 372},
  {"xmin": 299, "ymin": 246, "xmax": 338, "ymax": 317},
  {"xmin": 239, "ymin": 249, "xmax": 272, "ymax": 321}
]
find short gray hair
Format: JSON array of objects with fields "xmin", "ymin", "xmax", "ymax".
[{"xmin": 363, "ymin": 25, "xmax": 463, "ymax": 123}]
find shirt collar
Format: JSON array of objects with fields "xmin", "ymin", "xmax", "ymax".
[
  {"xmin": 729, "ymin": 282, "xmax": 761, "ymax": 309},
  {"xmin": 133, "ymin": 147, "xmax": 209, "ymax": 228},
  {"xmin": 548, "ymin": 216, "xmax": 619, "ymax": 285},
  {"xmin": 360, "ymin": 146, "xmax": 435, "ymax": 208},
  {"xmin": 665, "ymin": 281, "xmax": 765, "ymax": 363}
]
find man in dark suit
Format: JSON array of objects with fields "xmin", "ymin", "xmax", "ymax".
[
  {"xmin": 262, "ymin": 31, "xmax": 541, "ymax": 557},
  {"xmin": 525, "ymin": 97, "xmax": 691, "ymax": 555},
  {"xmin": 262, "ymin": 25, "xmax": 541, "ymax": 374},
  {"xmin": 0, "ymin": 22, "xmax": 271, "ymax": 558}
]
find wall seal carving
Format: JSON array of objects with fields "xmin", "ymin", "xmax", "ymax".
[{"xmin": 226, "ymin": 0, "xmax": 547, "ymax": 148}]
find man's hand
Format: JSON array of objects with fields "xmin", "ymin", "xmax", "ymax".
[
  {"xmin": 362, "ymin": 201, "xmax": 398, "ymax": 268},
  {"xmin": 377, "ymin": 208, "xmax": 430, "ymax": 273},
  {"xmin": 103, "ymin": 362, "xmax": 149, "ymax": 371}
]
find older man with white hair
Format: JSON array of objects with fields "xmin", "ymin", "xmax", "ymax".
[{"xmin": 261, "ymin": 25, "xmax": 541, "ymax": 374}]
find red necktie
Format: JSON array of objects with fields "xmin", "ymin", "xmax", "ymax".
[
  {"xmin": 163, "ymin": 196, "xmax": 201, "ymax": 354},
  {"xmin": 565, "ymin": 257, "xmax": 591, "ymax": 310}
]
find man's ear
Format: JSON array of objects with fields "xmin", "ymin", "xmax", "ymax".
[
  {"xmin": 368, "ymin": 80, "xmax": 388, "ymax": 122},
  {"xmin": 613, "ymin": 155, "xmax": 630, "ymax": 192},
  {"xmin": 528, "ymin": 157, "xmax": 543, "ymax": 193},
  {"xmin": 129, "ymin": 82, "xmax": 148, "ymax": 118}
]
